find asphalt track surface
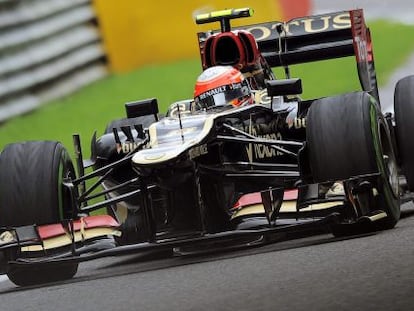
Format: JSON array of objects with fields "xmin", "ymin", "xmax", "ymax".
[
  {"xmin": 2, "ymin": 1, "xmax": 414, "ymax": 310},
  {"xmin": 1, "ymin": 203, "xmax": 414, "ymax": 311}
]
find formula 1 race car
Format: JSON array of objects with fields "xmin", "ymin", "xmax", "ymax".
[{"xmin": 1, "ymin": 8, "xmax": 413, "ymax": 287}]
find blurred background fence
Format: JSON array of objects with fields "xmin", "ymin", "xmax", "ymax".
[
  {"xmin": 0, "ymin": 0, "xmax": 107, "ymax": 122},
  {"xmin": 0, "ymin": 0, "xmax": 310, "ymax": 123}
]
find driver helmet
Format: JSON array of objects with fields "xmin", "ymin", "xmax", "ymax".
[{"xmin": 193, "ymin": 66, "xmax": 253, "ymax": 110}]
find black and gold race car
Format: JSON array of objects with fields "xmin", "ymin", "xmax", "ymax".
[{"xmin": 1, "ymin": 8, "xmax": 413, "ymax": 286}]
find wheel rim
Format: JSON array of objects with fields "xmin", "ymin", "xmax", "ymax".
[
  {"xmin": 378, "ymin": 122, "xmax": 399, "ymax": 198},
  {"xmin": 58, "ymin": 151, "xmax": 76, "ymax": 220}
]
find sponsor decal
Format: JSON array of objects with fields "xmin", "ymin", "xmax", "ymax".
[
  {"xmin": 354, "ymin": 36, "xmax": 368, "ymax": 63},
  {"xmin": 253, "ymin": 89, "xmax": 272, "ymax": 105},
  {"xmin": 117, "ymin": 141, "xmax": 141, "ymax": 154},
  {"xmin": 189, "ymin": 144, "xmax": 208, "ymax": 159},
  {"xmin": 243, "ymin": 12, "xmax": 351, "ymax": 41},
  {"xmin": 197, "ymin": 86, "xmax": 227, "ymax": 100},
  {"xmin": 246, "ymin": 132, "xmax": 283, "ymax": 162},
  {"xmin": 0, "ymin": 231, "xmax": 15, "ymax": 244},
  {"xmin": 287, "ymin": 117, "xmax": 306, "ymax": 129},
  {"xmin": 168, "ymin": 102, "xmax": 192, "ymax": 117}
]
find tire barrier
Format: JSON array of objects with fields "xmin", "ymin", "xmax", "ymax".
[{"xmin": 0, "ymin": 0, "xmax": 107, "ymax": 122}]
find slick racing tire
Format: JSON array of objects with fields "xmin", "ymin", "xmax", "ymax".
[
  {"xmin": 0, "ymin": 141, "xmax": 78, "ymax": 286},
  {"xmin": 0, "ymin": 141, "xmax": 76, "ymax": 225},
  {"xmin": 307, "ymin": 92, "xmax": 400, "ymax": 232},
  {"xmin": 394, "ymin": 75, "xmax": 414, "ymax": 191}
]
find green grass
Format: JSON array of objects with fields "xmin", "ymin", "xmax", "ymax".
[
  {"xmin": 285, "ymin": 20, "xmax": 414, "ymax": 99},
  {"xmin": 1, "ymin": 20, "xmax": 414, "ymax": 158},
  {"xmin": 0, "ymin": 59, "xmax": 202, "ymax": 156}
]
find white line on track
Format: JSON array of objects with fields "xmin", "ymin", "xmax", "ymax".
[{"xmin": 0, "ymin": 275, "xmax": 9, "ymax": 282}]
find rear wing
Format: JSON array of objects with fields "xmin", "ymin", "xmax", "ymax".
[{"xmin": 197, "ymin": 9, "xmax": 379, "ymax": 102}]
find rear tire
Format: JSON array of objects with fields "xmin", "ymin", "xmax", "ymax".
[
  {"xmin": 307, "ymin": 92, "xmax": 400, "ymax": 233},
  {"xmin": 394, "ymin": 75, "xmax": 414, "ymax": 191},
  {"xmin": 0, "ymin": 141, "xmax": 79, "ymax": 286}
]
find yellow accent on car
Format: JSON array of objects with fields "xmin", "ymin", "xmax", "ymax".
[
  {"xmin": 231, "ymin": 200, "xmax": 343, "ymax": 219},
  {"xmin": 196, "ymin": 13, "xmax": 210, "ymax": 21},
  {"xmin": 21, "ymin": 228, "xmax": 122, "ymax": 252},
  {"xmin": 196, "ymin": 8, "xmax": 253, "ymax": 23}
]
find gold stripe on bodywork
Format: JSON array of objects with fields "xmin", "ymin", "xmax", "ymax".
[{"xmin": 231, "ymin": 200, "xmax": 342, "ymax": 219}]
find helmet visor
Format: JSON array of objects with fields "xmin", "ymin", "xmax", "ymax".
[{"xmin": 194, "ymin": 80, "xmax": 250, "ymax": 109}]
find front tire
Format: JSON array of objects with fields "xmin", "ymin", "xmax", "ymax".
[
  {"xmin": 0, "ymin": 141, "xmax": 75, "ymax": 225},
  {"xmin": 0, "ymin": 141, "xmax": 79, "ymax": 286},
  {"xmin": 307, "ymin": 92, "xmax": 400, "ymax": 232}
]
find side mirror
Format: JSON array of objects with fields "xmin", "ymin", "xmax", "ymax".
[
  {"xmin": 125, "ymin": 98, "xmax": 159, "ymax": 121},
  {"xmin": 266, "ymin": 79, "xmax": 302, "ymax": 97}
]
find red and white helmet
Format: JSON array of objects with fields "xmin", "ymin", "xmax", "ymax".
[{"xmin": 193, "ymin": 66, "xmax": 253, "ymax": 109}]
